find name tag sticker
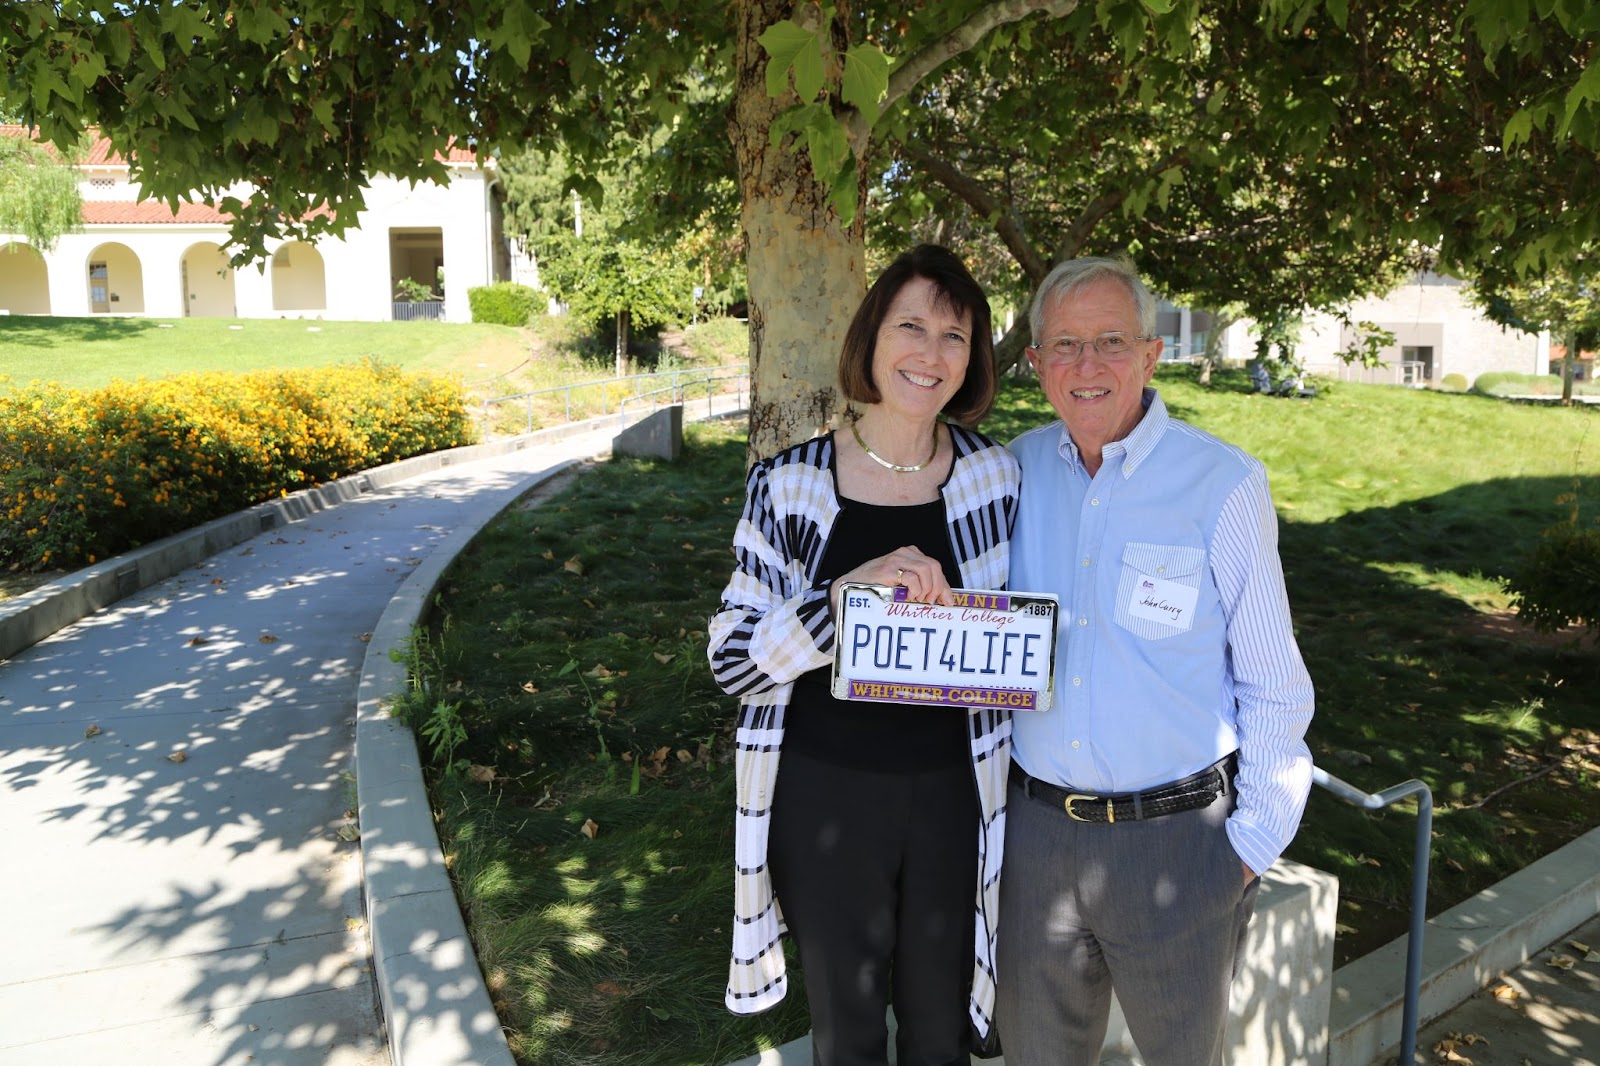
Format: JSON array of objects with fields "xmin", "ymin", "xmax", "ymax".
[
  {"xmin": 1126, "ymin": 575, "xmax": 1199, "ymax": 629},
  {"xmin": 832, "ymin": 583, "xmax": 1059, "ymax": 712}
]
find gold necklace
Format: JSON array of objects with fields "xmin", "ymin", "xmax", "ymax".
[{"xmin": 850, "ymin": 419, "xmax": 939, "ymax": 473}]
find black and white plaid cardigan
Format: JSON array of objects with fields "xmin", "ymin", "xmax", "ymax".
[{"xmin": 707, "ymin": 424, "xmax": 1021, "ymax": 1043}]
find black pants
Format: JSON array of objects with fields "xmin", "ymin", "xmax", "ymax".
[{"xmin": 768, "ymin": 750, "xmax": 980, "ymax": 1066}]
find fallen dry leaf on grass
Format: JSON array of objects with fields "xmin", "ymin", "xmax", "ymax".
[
  {"xmin": 83, "ymin": 724, "xmax": 102, "ymax": 739},
  {"xmin": 563, "ymin": 557, "xmax": 585, "ymax": 575},
  {"xmin": 1549, "ymin": 954, "xmax": 1577, "ymax": 970},
  {"xmin": 653, "ymin": 652, "xmax": 675, "ymax": 664},
  {"xmin": 1490, "ymin": 983, "xmax": 1520, "ymax": 1002},
  {"xmin": 466, "ymin": 764, "xmax": 496, "ymax": 784},
  {"xmin": 1570, "ymin": 939, "xmax": 1591, "ymax": 953},
  {"xmin": 520, "ymin": 681, "xmax": 539, "ymax": 693},
  {"xmin": 580, "ymin": 818, "xmax": 599, "ymax": 840}
]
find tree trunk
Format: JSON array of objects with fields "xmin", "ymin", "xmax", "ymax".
[
  {"xmin": 732, "ymin": 0, "xmax": 866, "ymax": 463},
  {"xmin": 1562, "ymin": 329, "xmax": 1576, "ymax": 406},
  {"xmin": 1199, "ymin": 313, "xmax": 1237, "ymax": 387},
  {"xmin": 615, "ymin": 308, "xmax": 629, "ymax": 378}
]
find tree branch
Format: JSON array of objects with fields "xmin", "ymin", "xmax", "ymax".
[
  {"xmin": 884, "ymin": 0, "xmax": 1082, "ymax": 111},
  {"xmin": 1053, "ymin": 145, "xmax": 1190, "ymax": 261},
  {"xmin": 898, "ymin": 142, "xmax": 1048, "ymax": 282}
]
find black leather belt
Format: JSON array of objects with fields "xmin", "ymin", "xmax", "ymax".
[{"xmin": 1010, "ymin": 757, "xmax": 1232, "ymax": 824}]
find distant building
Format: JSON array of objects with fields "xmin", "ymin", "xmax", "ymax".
[
  {"xmin": 1167, "ymin": 273, "xmax": 1548, "ymax": 387},
  {"xmin": 0, "ymin": 127, "xmax": 509, "ymax": 323},
  {"xmin": 1288, "ymin": 272, "xmax": 1545, "ymax": 386}
]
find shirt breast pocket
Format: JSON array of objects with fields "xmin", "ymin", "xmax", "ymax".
[{"xmin": 1113, "ymin": 542, "xmax": 1206, "ymax": 641}]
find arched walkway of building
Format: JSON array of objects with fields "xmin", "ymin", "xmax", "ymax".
[
  {"xmin": 271, "ymin": 241, "xmax": 327, "ymax": 314},
  {"xmin": 181, "ymin": 242, "xmax": 236, "ymax": 317},
  {"xmin": 0, "ymin": 243, "xmax": 50, "ymax": 315},
  {"xmin": 86, "ymin": 242, "xmax": 144, "ymax": 314}
]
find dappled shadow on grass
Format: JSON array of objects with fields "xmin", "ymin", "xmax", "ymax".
[
  {"xmin": 1278, "ymin": 476, "xmax": 1600, "ymax": 964},
  {"xmin": 0, "ymin": 314, "xmax": 164, "ymax": 347},
  {"xmin": 436, "ymin": 768, "xmax": 811, "ymax": 1066},
  {"xmin": 414, "ymin": 424, "xmax": 821, "ymax": 1065}
]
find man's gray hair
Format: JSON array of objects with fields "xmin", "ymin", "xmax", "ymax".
[{"xmin": 1028, "ymin": 256, "xmax": 1159, "ymax": 345}]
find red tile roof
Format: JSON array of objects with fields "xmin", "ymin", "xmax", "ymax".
[
  {"xmin": 3, "ymin": 125, "xmax": 479, "ymax": 167},
  {"xmin": 80, "ymin": 200, "xmax": 336, "ymax": 225},
  {"xmin": 81, "ymin": 201, "xmax": 233, "ymax": 224}
]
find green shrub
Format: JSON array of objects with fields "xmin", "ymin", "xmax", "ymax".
[
  {"xmin": 1505, "ymin": 520, "xmax": 1600, "ymax": 638},
  {"xmin": 0, "ymin": 360, "xmax": 472, "ymax": 571},
  {"xmin": 468, "ymin": 282, "xmax": 539, "ymax": 327},
  {"xmin": 680, "ymin": 316, "xmax": 750, "ymax": 365},
  {"xmin": 1473, "ymin": 371, "xmax": 1566, "ymax": 396},
  {"xmin": 1440, "ymin": 373, "xmax": 1468, "ymax": 392}
]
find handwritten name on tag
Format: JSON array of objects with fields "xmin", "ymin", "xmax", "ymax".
[{"xmin": 1126, "ymin": 575, "xmax": 1199, "ymax": 629}]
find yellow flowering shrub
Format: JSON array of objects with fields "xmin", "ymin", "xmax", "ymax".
[{"xmin": 0, "ymin": 359, "xmax": 472, "ymax": 571}]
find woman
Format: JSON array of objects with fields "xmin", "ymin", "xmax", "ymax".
[{"xmin": 707, "ymin": 245, "xmax": 1020, "ymax": 1065}]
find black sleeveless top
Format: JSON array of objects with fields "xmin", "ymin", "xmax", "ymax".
[{"xmin": 784, "ymin": 495, "xmax": 970, "ymax": 770}]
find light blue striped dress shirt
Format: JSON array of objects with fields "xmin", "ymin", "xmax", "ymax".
[{"xmin": 1008, "ymin": 389, "xmax": 1315, "ymax": 875}]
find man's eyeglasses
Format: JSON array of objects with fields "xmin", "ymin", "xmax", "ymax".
[{"xmin": 1030, "ymin": 331, "xmax": 1150, "ymax": 365}]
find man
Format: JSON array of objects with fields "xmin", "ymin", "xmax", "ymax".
[{"xmin": 996, "ymin": 256, "xmax": 1315, "ymax": 1065}]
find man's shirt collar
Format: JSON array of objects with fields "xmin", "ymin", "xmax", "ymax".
[{"xmin": 1054, "ymin": 387, "xmax": 1166, "ymax": 477}]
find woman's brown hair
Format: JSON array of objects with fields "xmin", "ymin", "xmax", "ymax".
[{"xmin": 838, "ymin": 244, "xmax": 997, "ymax": 427}]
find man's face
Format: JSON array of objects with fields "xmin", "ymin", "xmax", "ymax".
[{"xmin": 1027, "ymin": 277, "xmax": 1161, "ymax": 464}]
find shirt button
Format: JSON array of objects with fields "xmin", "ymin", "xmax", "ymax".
[
  {"xmin": 1071, "ymin": 740, "xmax": 1081, "ymax": 749},
  {"xmin": 1157, "ymin": 565, "xmax": 1166, "ymax": 574},
  {"xmin": 1072, "ymin": 676, "xmax": 1082, "ymax": 686},
  {"xmin": 1090, "ymin": 497, "xmax": 1100, "ymax": 506},
  {"xmin": 1078, "ymin": 617, "xmax": 1088, "ymax": 626},
  {"xmin": 1081, "ymin": 557, "xmax": 1091, "ymax": 567}
]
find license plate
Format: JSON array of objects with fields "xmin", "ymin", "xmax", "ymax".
[{"xmin": 831, "ymin": 582, "xmax": 1059, "ymax": 711}]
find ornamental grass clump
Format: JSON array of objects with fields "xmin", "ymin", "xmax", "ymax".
[{"xmin": 0, "ymin": 359, "xmax": 471, "ymax": 571}]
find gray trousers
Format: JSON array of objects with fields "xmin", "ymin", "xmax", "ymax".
[{"xmin": 994, "ymin": 766, "xmax": 1260, "ymax": 1066}]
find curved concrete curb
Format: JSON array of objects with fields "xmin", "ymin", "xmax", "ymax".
[
  {"xmin": 0, "ymin": 420, "xmax": 605, "ymax": 664},
  {"xmin": 353, "ymin": 457, "xmax": 584, "ymax": 1066}
]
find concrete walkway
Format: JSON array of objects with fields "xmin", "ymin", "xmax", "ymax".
[{"xmin": 0, "ymin": 416, "xmax": 639, "ymax": 1065}]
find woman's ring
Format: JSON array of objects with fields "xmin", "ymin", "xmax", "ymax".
[{"xmin": 896, "ymin": 567, "xmax": 905, "ymax": 581}]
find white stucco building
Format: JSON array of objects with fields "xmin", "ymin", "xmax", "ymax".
[
  {"xmin": 0, "ymin": 127, "xmax": 509, "ymax": 324},
  {"xmin": 1295, "ymin": 272, "xmax": 1547, "ymax": 385},
  {"xmin": 1202, "ymin": 272, "xmax": 1548, "ymax": 386}
]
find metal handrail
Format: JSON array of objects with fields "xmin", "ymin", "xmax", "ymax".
[
  {"xmin": 1313, "ymin": 765, "xmax": 1434, "ymax": 1065},
  {"xmin": 477, "ymin": 364, "xmax": 745, "ymax": 434},
  {"xmin": 618, "ymin": 368, "xmax": 749, "ymax": 424}
]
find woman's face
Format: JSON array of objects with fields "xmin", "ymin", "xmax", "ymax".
[{"xmin": 869, "ymin": 276, "xmax": 972, "ymax": 422}]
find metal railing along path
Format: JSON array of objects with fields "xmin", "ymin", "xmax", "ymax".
[
  {"xmin": 1313, "ymin": 765, "xmax": 1435, "ymax": 1065},
  {"xmin": 618, "ymin": 367, "xmax": 749, "ymax": 424},
  {"xmin": 479, "ymin": 365, "xmax": 747, "ymax": 434}
]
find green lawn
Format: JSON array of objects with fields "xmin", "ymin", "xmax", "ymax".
[
  {"xmin": 0, "ymin": 315, "xmax": 531, "ymax": 390},
  {"xmin": 400, "ymin": 366, "xmax": 1600, "ymax": 1066}
]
